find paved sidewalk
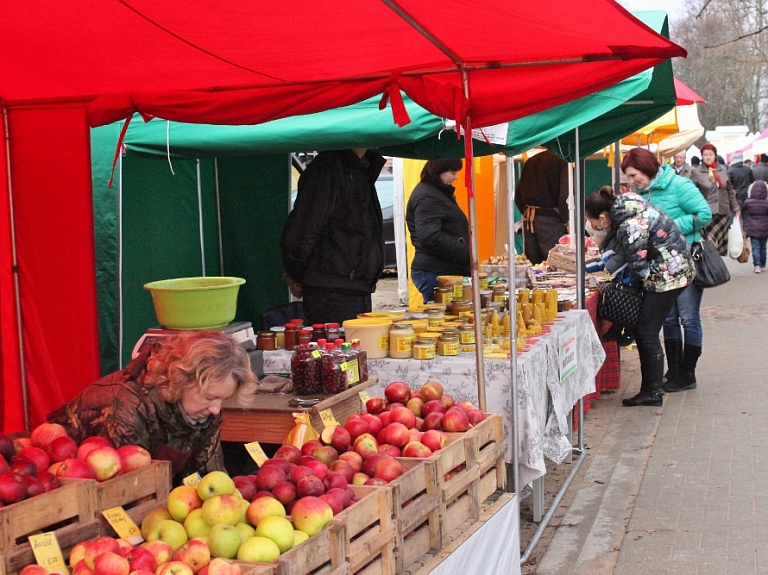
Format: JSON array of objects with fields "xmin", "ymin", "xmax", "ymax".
[{"xmin": 537, "ymin": 256, "xmax": 767, "ymax": 574}]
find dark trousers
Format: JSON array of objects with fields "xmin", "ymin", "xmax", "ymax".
[
  {"xmin": 522, "ymin": 213, "xmax": 567, "ymax": 265},
  {"xmin": 632, "ymin": 287, "xmax": 686, "ymax": 362},
  {"xmin": 302, "ymin": 287, "xmax": 372, "ymax": 325}
]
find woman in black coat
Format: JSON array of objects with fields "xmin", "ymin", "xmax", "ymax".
[{"xmin": 406, "ymin": 159, "xmax": 470, "ymax": 303}]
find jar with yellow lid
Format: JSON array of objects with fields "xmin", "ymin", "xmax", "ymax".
[
  {"xmin": 437, "ymin": 275, "xmax": 464, "ymax": 299},
  {"xmin": 437, "ymin": 332, "xmax": 460, "ymax": 356},
  {"xmin": 449, "ymin": 300, "xmax": 473, "ymax": 318},
  {"xmin": 433, "ymin": 286, "xmax": 453, "ymax": 304},
  {"xmin": 491, "ymin": 285, "xmax": 507, "ymax": 305},
  {"xmin": 458, "ymin": 324, "xmax": 476, "ymax": 345},
  {"xmin": 426, "ymin": 307, "xmax": 445, "ymax": 328},
  {"xmin": 412, "ymin": 337, "xmax": 436, "ymax": 360},
  {"xmin": 478, "ymin": 272, "xmax": 489, "ymax": 291},
  {"xmin": 389, "ymin": 322, "xmax": 414, "ymax": 359}
]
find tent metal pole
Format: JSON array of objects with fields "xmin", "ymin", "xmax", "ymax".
[
  {"xmin": 196, "ymin": 159, "xmax": 206, "ymax": 275},
  {"xmin": 214, "ymin": 158, "xmax": 224, "ymax": 276},
  {"xmin": 118, "ymin": 151, "xmax": 124, "ymax": 368},
  {"xmin": 2, "ymin": 107, "xmax": 30, "ymax": 431},
  {"xmin": 506, "ymin": 156, "xmax": 520, "ymax": 497}
]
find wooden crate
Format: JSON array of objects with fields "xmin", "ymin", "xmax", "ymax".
[
  {"xmin": 234, "ymin": 559, "xmax": 276, "ymax": 575},
  {"xmin": 0, "ymin": 481, "xmax": 100, "ymax": 575},
  {"xmin": 94, "ymin": 461, "xmax": 172, "ymax": 533},
  {"xmin": 270, "ymin": 528, "xmax": 335, "ymax": 575},
  {"xmin": 408, "ymin": 493, "xmax": 517, "ymax": 575},
  {"xmin": 330, "ymin": 485, "xmax": 395, "ymax": 575}
]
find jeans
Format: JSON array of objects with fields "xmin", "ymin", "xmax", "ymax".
[
  {"xmin": 632, "ymin": 288, "xmax": 685, "ymax": 363},
  {"xmin": 751, "ymin": 237, "xmax": 767, "ymax": 268},
  {"xmin": 662, "ymin": 283, "xmax": 704, "ymax": 347},
  {"xmin": 411, "ymin": 269, "xmax": 439, "ymax": 304}
]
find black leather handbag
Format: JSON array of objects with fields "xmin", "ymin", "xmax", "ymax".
[
  {"xmin": 691, "ymin": 215, "xmax": 731, "ymax": 289},
  {"xmin": 598, "ymin": 280, "xmax": 644, "ymax": 329}
]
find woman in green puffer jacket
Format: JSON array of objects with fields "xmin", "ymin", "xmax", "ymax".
[{"xmin": 621, "ymin": 148, "xmax": 712, "ymax": 394}]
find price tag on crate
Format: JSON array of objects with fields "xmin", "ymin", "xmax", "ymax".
[
  {"xmin": 245, "ymin": 441, "xmax": 269, "ymax": 466},
  {"xmin": 358, "ymin": 389, "xmax": 371, "ymax": 407},
  {"xmin": 320, "ymin": 408, "xmax": 339, "ymax": 427},
  {"xmin": 183, "ymin": 472, "xmax": 202, "ymax": 486},
  {"xmin": 102, "ymin": 506, "xmax": 144, "ymax": 545},
  {"xmin": 29, "ymin": 532, "xmax": 70, "ymax": 575}
]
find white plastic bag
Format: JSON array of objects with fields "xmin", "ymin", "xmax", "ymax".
[{"xmin": 728, "ymin": 216, "xmax": 744, "ymax": 259}]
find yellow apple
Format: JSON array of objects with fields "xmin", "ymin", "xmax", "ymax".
[
  {"xmin": 183, "ymin": 509, "xmax": 211, "ymax": 540},
  {"xmin": 234, "ymin": 523, "xmax": 255, "ymax": 544},
  {"xmin": 196, "ymin": 471, "xmax": 235, "ymax": 501},
  {"xmin": 147, "ymin": 519, "xmax": 188, "ymax": 551},
  {"xmin": 254, "ymin": 516, "xmax": 294, "ymax": 554},
  {"xmin": 244, "ymin": 497, "xmax": 285, "ymax": 527},
  {"xmin": 201, "ymin": 494, "xmax": 241, "ymax": 527},
  {"xmin": 141, "ymin": 508, "xmax": 173, "ymax": 541},
  {"xmin": 207, "ymin": 525, "xmax": 241, "ymax": 559},
  {"xmin": 168, "ymin": 485, "xmax": 203, "ymax": 522},
  {"xmin": 235, "ymin": 537, "xmax": 280, "ymax": 563},
  {"xmin": 292, "ymin": 530, "xmax": 310, "ymax": 548}
]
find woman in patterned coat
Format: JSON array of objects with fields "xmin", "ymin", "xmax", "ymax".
[
  {"xmin": 586, "ymin": 188, "xmax": 694, "ymax": 407},
  {"xmin": 48, "ymin": 331, "xmax": 256, "ymax": 485}
]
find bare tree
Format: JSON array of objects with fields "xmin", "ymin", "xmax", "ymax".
[{"xmin": 672, "ymin": 0, "xmax": 768, "ymax": 133}]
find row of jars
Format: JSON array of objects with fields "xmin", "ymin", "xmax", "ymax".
[
  {"xmin": 256, "ymin": 320, "xmax": 344, "ymax": 351},
  {"xmin": 290, "ymin": 338, "xmax": 369, "ymax": 395},
  {"xmin": 388, "ymin": 320, "xmax": 477, "ymax": 360}
]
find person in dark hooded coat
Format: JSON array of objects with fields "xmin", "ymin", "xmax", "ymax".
[{"xmin": 743, "ymin": 180, "xmax": 768, "ymax": 273}]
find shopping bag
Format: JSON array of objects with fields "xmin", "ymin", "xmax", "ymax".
[
  {"xmin": 692, "ymin": 237, "xmax": 731, "ymax": 288},
  {"xmin": 728, "ymin": 216, "xmax": 744, "ymax": 259},
  {"xmin": 597, "ymin": 280, "xmax": 644, "ymax": 329},
  {"xmin": 737, "ymin": 241, "xmax": 751, "ymax": 264}
]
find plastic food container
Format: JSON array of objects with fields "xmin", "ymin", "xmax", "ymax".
[
  {"xmin": 343, "ymin": 317, "xmax": 392, "ymax": 358},
  {"xmin": 143, "ymin": 276, "xmax": 245, "ymax": 329}
]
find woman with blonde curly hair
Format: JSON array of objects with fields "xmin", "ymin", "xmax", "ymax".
[{"xmin": 48, "ymin": 331, "xmax": 256, "ymax": 484}]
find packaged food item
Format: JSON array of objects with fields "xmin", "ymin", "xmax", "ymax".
[
  {"xmin": 437, "ymin": 332, "xmax": 460, "ymax": 356},
  {"xmin": 291, "ymin": 344, "xmax": 322, "ymax": 394},
  {"xmin": 350, "ymin": 339, "xmax": 369, "ymax": 383},
  {"xmin": 256, "ymin": 331, "xmax": 276, "ymax": 351},
  {"xmin": 413, "ymin": 337, "xmax": 436, "ymax": 360},
  {"xmin": 284, "ymin": 323, "xmax": 299, "ymax": 351},
  {"xmin": 389, "ymin": 322, "xmax": 414, "ymax": 359},
  {"xmin": 321, "ymin": 343, "xmax": 347, "ymax": 394}
]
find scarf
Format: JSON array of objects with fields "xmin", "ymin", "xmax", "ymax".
[{"xmin": 705, "ymin": 161, "xmax": 723, "ymax": 187}]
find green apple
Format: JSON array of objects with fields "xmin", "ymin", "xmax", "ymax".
[
  {"xmin": 207, "ymin": 524, "xmax": 241, "ymax": 559},
  {"xmin": 168, "ymin": 485, "xmax": 203, "ymax": 522},
  {"xmin": 238, "ymin": 497, "xmax": 249, "ymax": 524},
  {"xmin": 236, "ymin": 536, "xmax": 280, "ymax": 562},
  {"xmin": 141, "ymin": 507, "xmax": 173, "ymax": 541},
  {"xmin": 147, "ymin": 519, "xmax": 189, "ymax": 551},
  {"xmin": 234, "ymin": 522, "xmax": 256, "ymax": 544},
  {"xmin": 292, "ymin": 530, "xmax": 310, "ymax": 548},
  {"xmin": 201, "ymin": 494, "xmax": 242, "ymax": 526},
  {"xmin": 254, "ymin": 516, "xmax": 294, "ymax": 554},
  {"xmin": 183, "ymin": 508, "xmax": 212, "ymax": 540},
  {"xmin": 197, "ymin": 471, "xmax": 236, "ymax": 501}
]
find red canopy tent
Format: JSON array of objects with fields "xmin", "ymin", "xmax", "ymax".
[{"xmin": 0, "ymin": 0, "xmax": 684, "ymax": 432}]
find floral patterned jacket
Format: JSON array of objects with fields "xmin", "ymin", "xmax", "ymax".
[
  {"xmin": 47, "ymin": 346, "xmax": 225, "ymax": 485},
  {"xmin": 606, "ymin": 192, "xmax": 694, "ymax": 293}
]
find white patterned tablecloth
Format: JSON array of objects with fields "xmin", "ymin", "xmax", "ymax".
[{"xmin": 262, "ymin": 309, "xmax": 604, "ymax": 487}]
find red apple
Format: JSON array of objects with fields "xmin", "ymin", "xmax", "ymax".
[
  {"xmin": 402, "ymin": 441, "xmax": 433, "ymax": 458},
  {"xmin": 77, "ymin": 436, "xmax": 112, "ymax": 460},
  {"xmin": 94, "ymin": 551, "xmax": 130, "ymax": 575},
  {"xmin": 295, "ymin": 475, "xmax": 325, "ymax": 498},
  {"xmin": 384, "ymin": 381, "xmax": 411, "ymax": 404},
  {"xmin": 422, "ymin": 429, "xmax": 448, "ymax": 452},
  {"xmin": 423, "ymin": 411, "xmax": 444, "ymax": 430},
  {"xmin": 22, "ymin": 474, "xmax": 46, "ymax": 497},
  {"xmin": 364, "ymin": 477, "xmax": 388, "ymax": 486},
  {"xmin": 378, "ymin": 411, "xmax": 392, "ymax": 427},
  {"xmin": 288, "ymin": 465, "xmax": 316, "ymax": 486},
  {"xmin": 407, "ymin": 428, "xmax": 423, "ymax": 443},
  {"xmin": 271, "ymin": 481, "xmax": 296, "ymax": 505},
  {"xmin": 319, "ymin": 491, "xmax": 345, "ymax": 515},
  {"xmin": 365, "ymin": 397, "xmax": 386, "ymax": 414},
  {"xmin": 320, "ymin": 426, "xmax": 351, "ymax": 453},
  {"xmin": 439, "ymin": 394, "xmax": 456, "ymax": 410},
  {"xmin": 0, "ymin": 457, "xmax": 7, "ymax": 475},
  {"xmin": 360, "ymin": 414, "xmax": 383, "ymax": 437},
  {"xmin": 311, "ymin": 445, "xmax": 340, "ymax": 466},
  {"xmin": 338, "ymin": 451, "xmax": 363, "ymax": 473},
  {"xmin": 12, "ymin": 437, "xmax": 32, "ymax": 454},
  {"xmin": 467, "ymin": 409, "xmax": 487, "ymax": 425},
  {"xmin": 255, "ymin": 465, "xmax": 287, "ymax": 492},
  {"xmin": 352, "ymin": 433, "xmax": 379, "ymax": 459},
  {"xmin": 232, "ymin": 476, "xmax": 256, "ymax": 501},
  {"xmin": 441, "ymin": 407, "xmax": 470, "ymax": 432},
  {"xmin": 25, "ymin": 448, "xmax": 57, "ymax": 474},
  {"xmin": 419, "ymin": 381, "xmax": 444, "ymax": 402},
  {"xmin": 272, "ymin": 445, "xmax": 302, "ymax": 464},
  {"xmin": 389, "ymin": 406, "xmax": 416, "ymax": 429},
  {"xmin": 329, "ymin": 459, "xmax": 355, "ymax": 483},
  {"xmin": 19, "ymin": 566, "xmax": 50, "ymax": 575},
  {"xmin": 377, "ymin": 422, "xmax": 410, "ymax": 448},
  {"xmin": 343, "ymin": 418, "xmax": 369, "ymax": 441},
  {"xmin": 386, "ymin": 402, "xmax": 405, "ymax": 411},
  {"xmin": 30, "ymin": 422, "xmax": 70, "ymax": 450},
  {"xmin": 9, "ymin": 455, "xmax": 38, "ymax": 476},
  {"xmin": 377, "ymin": 444, "xmax": 401, "ymax": 458},
  {"xmin": 352, "ymin": 472, "xmax": 370, "ymax": 485},
  {"xmin": 56, "ymin": 457, "xmax": 96, "ymax": 479},
  {"xmin": 405, "ymin": 397, "xmax": 425, "ymax": 417},
  {"xmin": 259, "ymin": 458, "xmax": 291, "ymax": 476},
  {"xmin": 322, "ymin": 471, "xmax": 348, "ymax": 491},
  {"xmin": 373, "ymin": 457, "xmax": 404, "ymax": 482},
  {"xmin": 361, "ymin": 453, "xmax": 390, "ymax": 477},
  {"xmin": 422, "ymin": 400, "xmax": 447, "ymax": 416},
  {"xmin": 117, "ymin": 445, "xmax": 152, "ymax": 473},
  {"xmin": 47, "ymin": 435, "xmax": 78, "ymax": 463},
  {"xmin": 457, "ymin": 401, "xmax": 475, "ymax": 411},
  {"xmin": 84, "ymin": 445, "xmax": 122, "ymax": 481},
  {"xmin": 414, "ymin": 417, "xmax": 424, "ymax": 431},
  {"xmin": 0, "ymin": 434, "xmax": 13, "ymax": 461},
  {"xmin": 0, "ymin": 471, "xmax": 27, "ymax": 503},
  {"xmin": 36, "ymin": 470, "xmax": 61, "ymax": 492},
  {"xmin": 303, "ymin": 458, "xmax": 329, "ymax": 481},
  {"xmin": 125, "ymin": 546, "xmax": 158, "ymax": 573},
  {"xmin": 300, "ymin": 439, "xmax": 322, "ymax": 456}
]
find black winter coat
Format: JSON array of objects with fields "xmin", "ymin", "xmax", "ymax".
[
  {"xmin": 744, "ymin": 183, "xmax": 768, "ymax": 239},
  {"xmin": 728, "ymin": 162, "xmax": 754, "ymax": 203},
  {"xmin": 406, "ymin": 181, "xmax": 470, "ymax": 276},
  {"xmin": 280, "ymin": 150, "xmax": 386, "ymax": 293}
]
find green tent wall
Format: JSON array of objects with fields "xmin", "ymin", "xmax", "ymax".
[{"xmin": 92, "ymin": 125, "xmax": 290, "ymax": 372}]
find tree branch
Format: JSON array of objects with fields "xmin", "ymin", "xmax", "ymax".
[
  {"xmin": 696, "ymin": 0, "xmax": 713, "ymax": 19},
  {"xmin": 706, "ymin": 25, "xmax": 768, "ymax": 48}
]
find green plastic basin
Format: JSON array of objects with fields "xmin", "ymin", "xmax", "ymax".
[{"xmin": 143, "ymin": 276, "xmax": 246, "ymax": 330}]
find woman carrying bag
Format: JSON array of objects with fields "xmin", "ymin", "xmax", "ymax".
[
  {"xmin": 621, "ymin": 148, "xmax": 712, "ymax": 392},
  {"xmin": 586, "ymin": 189, "xmax": 694, "ymax": 407}
]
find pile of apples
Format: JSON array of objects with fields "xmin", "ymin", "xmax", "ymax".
[
  {"xmin": 129, "ymin": 469, "xmax": 338, "ymax": 565},
  {"xmin": 0, "ymin": 423, "xmax": 153, "ymax": 506}
]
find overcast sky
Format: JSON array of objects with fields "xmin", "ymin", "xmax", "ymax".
[{"xmin": 617, "ymin": 0, "xmax": 686, "ymax": 22}]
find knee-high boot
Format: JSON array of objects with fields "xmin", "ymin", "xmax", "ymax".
[
  {"xmin": 623, "ymin": 352, "xmax": 664, "ymax": 407},
  {"xmin": 665, "ymin": 345, "xmax": 700, "ymax": 392},
  {"xmin": 662, "ymin": 339, "xmax": 682, "ymax": 386}
]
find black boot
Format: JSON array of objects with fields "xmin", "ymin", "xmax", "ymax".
[
  {"xmin": 665, "ymin": 345, "xmax": 700, "ymax": 392},
  {"xmin": 623, "ymin": 353, "xmax": 664, "ymax": 407},
  {"xmin": 662, "ymin": 339, "xmax": 682, "ymax": 387}
]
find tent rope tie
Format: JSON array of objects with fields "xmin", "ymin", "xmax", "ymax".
[
  {"xmin": 378, "ymin": 77, "xmax": 411, "ymax": 127},
  {"xmin": 107, "ymin": 115, "xmax": 132, "ymax": 188}
]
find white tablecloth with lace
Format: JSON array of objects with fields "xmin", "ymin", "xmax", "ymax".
[{"xmin": 262, "ymin": 309, "xmax": 604, "ymax": 487}]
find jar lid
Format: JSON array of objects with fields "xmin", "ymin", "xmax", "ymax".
[
  {"xmin": 392, "ymin": 322, "xmax": 413, "ymax": 328},
  {"xmin": 326, "ymin": 322, "xmax": 340, "ymax": 328},
  {"xmin": 284, "ymin": 323, "xmax": 297, "ymax": 329},
  {"xmin": 258, "ymin": 331, "xmax": 275, "ymax": 337},
  {"xmin": 299, "ymin": 328, "xmax": 313, "ymax": 334},
  {"xmin": 270, "ymin": 326, "xmax": 285, "ymax": 331},
  {"xmin": 312, "ymin": 323, "xmax": 326, "ymax": 329},
  {"xmin": 439, "ymin": 334, "xmax": 459, "ymax": 342},
  {"xmin": 414, "ymin": 337, "xmax": 436, "ymax": 345}
]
